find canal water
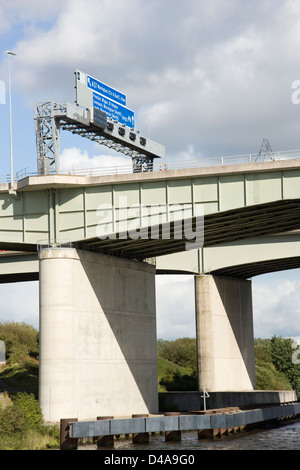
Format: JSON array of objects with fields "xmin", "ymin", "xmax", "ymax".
[{"xmin": 79, "ymin": 420, "xmax": 300, "ymax": 451}]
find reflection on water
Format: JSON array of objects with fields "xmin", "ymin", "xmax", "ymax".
[{"xmin": 79, "ymin": 420, "xmax": 300, "ymax": 451}]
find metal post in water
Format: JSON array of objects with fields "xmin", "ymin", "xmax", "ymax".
[{"xmin": 201, "ymin": 388, "xmax": 210, "ymax": 411}]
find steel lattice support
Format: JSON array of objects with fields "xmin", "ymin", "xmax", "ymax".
[
  {"xmin": 34, "ymin": 101, "xmax": 164, "ymax": 175},
  {"xmin": 34, "ymin": 102, "xmax": 67, "ymax": 174}
]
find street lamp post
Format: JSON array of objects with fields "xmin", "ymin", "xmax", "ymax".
[{"xmin": 6, "ymin": 51, "xmax": 16, "ymax": 188}]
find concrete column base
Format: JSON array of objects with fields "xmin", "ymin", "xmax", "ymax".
[
  {"xmin": 195, "ymin": 275, "xmax": 256, "ymax": 392},
  {"xmin": 39, "ymin": 248, "xmax": 158, "ymax": 422}
]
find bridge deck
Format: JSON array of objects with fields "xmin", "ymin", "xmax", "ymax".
[{"xmin": 2, "ymin": 158, "xmax": 300, "ymax": 279}]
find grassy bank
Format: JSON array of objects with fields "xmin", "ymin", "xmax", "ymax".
[
  {"xmin": 0, "ymin": 322, "xmax": 60, "ymax": 450},
  {"xmin": 0, "ymin": 388, "xmax": 60, "ymax": 450}
]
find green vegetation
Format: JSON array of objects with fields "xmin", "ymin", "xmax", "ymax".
[
  {"xmin": 0, "ymin": 321, "xmax": 300, "ymax": 449},
  {"xmin": 0, "ymin": 321, "xmax": 59, "ymax": 450},
  {"xmin": 0, "ymin": 321, "xmax": 39, "ymax": 361},
  {"xmin": 157, "ymin": 338, "xmax": 198, "ymax": 391},
  {"xmin": 158, "ymin": 336, "xmax": 300, "ymax": 394},
  {"xmin": 254, "ymin": 339, "xmax": 293, "ymax": 390},
  {"xmin": 0, "ymin": 391, "xmax": 59, "ymax": 450},
  {"xmin": 157, "ymin": 338, "xmax": 197, "ymax": 372},
  {"xmin": 255, "ymin": 336, "xmax": 300, "ymax": 392},
  {"xmin": 158, "ymin": 357, "xmax": 197, "ymax": 391}
]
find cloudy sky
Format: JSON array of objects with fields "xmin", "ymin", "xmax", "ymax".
[{"xmin": 1, "ymin": 0, "xmax": 300, "ymax": 340}]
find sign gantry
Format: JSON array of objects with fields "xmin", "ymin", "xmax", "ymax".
[{"xmin": 34, "ymin": 71, "xmax": 165, "ymax": 175}]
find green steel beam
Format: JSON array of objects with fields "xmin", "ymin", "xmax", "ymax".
[{"xmin": 1, "ymin": 158, "xmax": 300, "ymax": 279}]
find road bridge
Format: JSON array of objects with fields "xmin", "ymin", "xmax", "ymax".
[
  {"xmin": 1, "ymin": 157, "xmax": 300, "ymax": 421},
  {"xmin": 2, "ymin": 156, "xmax": 300, "ymax": 279},
  {"xmin": 2, "ymin": 157, "xmax": 300, "ymax": 259}
]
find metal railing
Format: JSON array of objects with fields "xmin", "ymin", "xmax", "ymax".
[
  {"xmin": 37, "ymin": 240, "xmax": 74, "ymax": 251},
  {"xmin": 2, "ymin": 149, "xmax": 300, "ymax": 184}
]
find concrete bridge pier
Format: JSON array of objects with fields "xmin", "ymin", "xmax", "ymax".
[
  {"xmin": 39, "ymin": 248, "xmax": 158, "ymax": 423},
  {"xmin": 194, "ymin": 275, "xmax": 256, "ymax": 392}
]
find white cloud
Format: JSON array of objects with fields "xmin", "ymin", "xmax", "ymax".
[
  {"xmin": 0, "ymin": 281, "xmax": 39, "ymax": 329},
  {"xmin": 2, "ymin": 0, "xmax": 299, "ymax": 156},
  {"xmin": 0, "ymin": 0, "xmax": 61, "ymax": 36},
  {"xmin": 59, "ymin": 147, "xmax": 132, "ymax": 171},
  {"xmin": 1, "ymin": 272, "xmax": 299, "ymax": 342},
  {"xmin": 252, "ymin": 275, "xmax": 300, "ymax": 339},
  {"xmin": 1, "ymin": 0, "xmax": 300, "ymax": 342},
  {"xmin": 155, "ymin": 275, "xmax": 195, "ymax": 340},
  {"xmin": 156, "ymin": 272, "xmax": 300, "ymax": 341}
]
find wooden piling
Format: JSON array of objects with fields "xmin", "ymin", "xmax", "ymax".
[
  {"xmin": 132, "ymin": 414, "xmax": 149, "ymax": 444},
  {"xmin": 60, "ymin": 418, "xmax": 78, "ymax": 450},
  {"xmin": 96, "ymin": 416, "xmax": 114, "ymax": 447},
  {"xmin": 164, "ymin": 412, "xmax": 181, "ymax": 441}
]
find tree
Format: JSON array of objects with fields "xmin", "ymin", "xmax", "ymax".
[
  {"xmin": 0, "ymin": 322, "xmax": 39, "ymax": 361},
  {"xmin": 270, "ymin": 335, "xmax": 300, "ymax": 392},
  {"xmin": 254, "ymin": 338, "xmax": 292, "ymax": 390},
  {"xmin": 157, "ymin": 338, "xmax": 197, "ymax": 373}
]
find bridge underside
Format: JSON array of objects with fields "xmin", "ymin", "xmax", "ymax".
[
  {"xmin": 0, "ymin": 253, "xmax": 38, "ymax": 283},
  {"xmin": 210, "ymin": 255, "xmax": 300, "ymax": 279},
  {"xmin": 1, "ymin": 197, "xmax": 300, "ymax": 252},
  {"xmin": 2, "ymin": 252, "xmax": 300, "ymax": 283},
  {"xmin": 0, "ymin": 272, "xmax": 38, "ymax": 284},
  {"xmin": 1, "ymin": 198, "xmax": 300, "ymax": 282},
  {"xmin": 75, "ymin": 198, "xmax": 300, "ymax": 260},
  {"xmin": 1, "ymin": 158, "xmax": 300, "ymax": 280}
]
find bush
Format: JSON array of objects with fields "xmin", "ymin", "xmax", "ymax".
[
  {"xmin": 255, "ymin": 363, "xmax": 292, "ymax": 390},
  {"xmin": 8, "ymin": 343, "xmax": 30, "ymax": 366},
  {"xmin": 0, "ymin": 403, "xmax": 59, "ymax": 450},
  {"xmin": 0, "ymin": 322, "xmax": 39, "ymax": 357},
  {"xmin": 270, "ymin": 335, "xmax": 300, "ymax": 391},
  {"xmin": 0, "ymin": 322, "xmax": 39, "ymax": 362},
  {"xmin": 11, "ymin": 392, "xmax": 43, "ymax": 429},
  {"xmin": 157, "ymin": 338, "xmax": 197, "ymax": 373},
  {"xmin": 160, "ymin": 369, "xmax": 198, "ymax": 391},
  {"xmin": 0, "ymin": 403, "xmax": 28, "ymax": 437},
  {"xmin": 0, "ymin": 392, "xmax": 59, "ymax": 450},
  {"xmin": 254, "ymin": 338, "xmax": 295, "ymax": 390},
  {"xmin": 0, "ymin": 392, "xmax": 45, "ymax": 450}
]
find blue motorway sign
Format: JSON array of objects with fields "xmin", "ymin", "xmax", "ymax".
[
  {"xmin": 93, "ymin": 92, "xmax": 135, "ymax": 127},
  {"xmin": 87, "ymin": 74, "xmax": 126, "ymax": 107}
]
